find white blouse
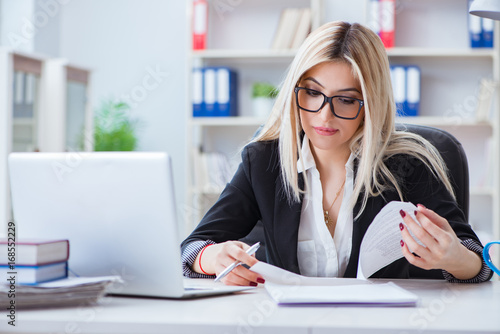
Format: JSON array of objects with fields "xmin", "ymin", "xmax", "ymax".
[{"xmin": 297, "ymin": 136, "xmax": 355, "ymax": 277}]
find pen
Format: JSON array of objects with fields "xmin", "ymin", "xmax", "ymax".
[{"xmin": 214, "ymin": 242, "xmax": 260, "ymax": 283}]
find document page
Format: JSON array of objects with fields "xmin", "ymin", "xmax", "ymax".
[
  {"xmin": 250, "ymin": 262, "xmax": 418, "ymax": 306},
  {"xmin": 357, "ymin": 201, "xmax": 420, "ymax": 279}
]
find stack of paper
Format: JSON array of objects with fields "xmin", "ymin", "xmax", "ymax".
[
  {"xmin": 0, "ymin": 276, "xmax": 121, "ymax": 309},
  {"xmin": 251, "ymin": 262, "xmax": 418, "ymax": 306}
]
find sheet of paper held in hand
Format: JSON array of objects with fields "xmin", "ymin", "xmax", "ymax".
[{"xmin": 249, "ymin": 201, "xmax": 420, "ymax": 306}]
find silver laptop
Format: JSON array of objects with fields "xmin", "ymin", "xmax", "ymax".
[{"xmin": 8, "ymin": 152, "xmax": 251, "ymax": 298}]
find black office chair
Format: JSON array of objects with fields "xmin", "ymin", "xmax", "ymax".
[{"xmin": 240, "ymin": 123, "xmax": 470, "ymax": 261}]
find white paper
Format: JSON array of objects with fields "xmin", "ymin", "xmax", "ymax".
[
  {"xmin": 251, "ymin": 262, "xmax": 368, "ymax": 287},
  {"xmin": 357, "ymin": 201, "xmax": 420, "ymax": 279},
  {"xmin": 250, "ymin": 262, "xmax": 418, "ymax": 306},
  {"xmin": 29, "ymin": 276, "xmax": 122, "ymax": 288},
  {"xmin": 265, "ymin": 281, "xmax": 417, "ymax": 305}
]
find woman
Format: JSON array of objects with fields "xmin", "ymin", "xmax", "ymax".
[{"xmin": 181, "ymin": 21, "xmax": 492, "ymax": 286}]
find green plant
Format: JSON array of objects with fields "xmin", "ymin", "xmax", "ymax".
[
  {"xmin": 252, "ymin": 82, "xmax": 278, "ymax": 99},
  {"xmin": 93, "ymin": 100, "xmax": 138, "ymax": 151}
]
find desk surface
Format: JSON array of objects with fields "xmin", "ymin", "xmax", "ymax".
[{"xmin": 4, "ymin": 279, "xmax": 500, "ymax": 334}]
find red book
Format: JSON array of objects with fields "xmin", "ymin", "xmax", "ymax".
[
  {"xmin": 192, "ymin": 0, "xmax": 208, "ymax": 50},
  {"xmin": 379, "ymin": 0, "xmax": 395, "ymax": 48}
]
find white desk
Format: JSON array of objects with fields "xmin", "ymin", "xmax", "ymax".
[{"xmin": 4, "ymin": 279, "xmax": 500, "ymax": 334}]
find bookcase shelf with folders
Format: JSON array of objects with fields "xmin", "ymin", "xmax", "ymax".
[{"xmin": 185, "ymin": 0, "xmax": 323, "ymax": 234}]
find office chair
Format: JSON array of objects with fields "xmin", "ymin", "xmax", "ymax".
[{"xmin": 240, "ymin": 123, "xmax": 470, "ymax": 262}]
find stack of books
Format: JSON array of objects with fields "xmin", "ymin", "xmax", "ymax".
[
  {"xmin": 0, "ymin": 239, "xmax": 69, "ymax": 284},
  {"xmin": 1, "ymin": 239, "xmax": 122, "ymax": 309},
  {"xmin": 271, "ymin": 8, "xmax": 312, "ymax": 50}
]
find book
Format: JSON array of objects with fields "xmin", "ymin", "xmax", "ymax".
[
  {"xmin": 475, "ymin": 78, "xmax": 497, "ymax": 122},
  {"xmin": 1, "ymin": 261, "xmax": 68, "ymax": 284},
  {"xmin": 0, "ymin": 276, "xmax": 122, "ymax": 309},
  {"xmin": 0, "ymin": 239, "xmax": 69, "ymax": 266},
  {"xmin": 271, "ymin": 9, "xmax": 290, "ymax": 50},
  {"xmin": 290, "ymin": 8, "xmax": 312, "ymax": 49},
  {"xmin": 272, "ymin": 8, "xmax": 304, "ymax": 50}
]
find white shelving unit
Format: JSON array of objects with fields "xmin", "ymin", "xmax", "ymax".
[
  {"xmin": 185, "ymin": 0, "xmax": 500, "ymax": 262},
  {"xmin": 0, "ymin": 49, "xmax": 93, "ymax": 234}
]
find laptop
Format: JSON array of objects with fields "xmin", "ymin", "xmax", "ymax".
[{"xmin": 8, "ymin": 151, "xmax": 251, "ymax": 298}]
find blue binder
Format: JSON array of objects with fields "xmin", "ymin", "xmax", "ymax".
[
  {"xmin": 215, "ymin": 67, "xmax": 238, "ymax": 117},
  {"xmin": 405, "ymin": 66, "xmax": 420, "ymax": 117},
  {"xmin": 469, "ymin": 0, "xmax": 482, "ymax": 48},
  {"xmin": 482, "ymin": 18, "xmax": 494, "ymax": 48},
  {"xmin": 203, "ymin": 68, "xmax": 217, "ymax": 117},
  {"xmin": 192, "ymin": 68, "xmax": 205, "ymax": 117},
  {"xmin": 391, "ymin": 66, "xmax": 406, "ymax": 117}
]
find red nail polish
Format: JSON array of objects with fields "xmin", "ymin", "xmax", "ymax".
[
  {"xmin": 250, "ymin": 282, "xmax": 258, "ymax": 287},
  {"xmin": 399, "ymin": 210, "xmax": 406, "ymax": 218},
  {"xmin": 399, "ymin": 223, "xmax": 404, "ymax": 230},
  {"xmin": 257, "ymin": 277, "xmax": 265, "ymax": 284},
  {"xmin": 400, "ymin": 240, "xmax": 404, "ymax": 247}
]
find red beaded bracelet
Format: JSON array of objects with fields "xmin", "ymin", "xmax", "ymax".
[{"xmin": 198, "ymin": 245, "xmax": 212, "ymax": 275}]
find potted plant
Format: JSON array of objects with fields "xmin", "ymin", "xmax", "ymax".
[
  {"xmin": 92, "ymin": 100, "xmax": 139, "ymax": 151},
  {"xmin": 251, "ymin": 82, "xmax": 278, "ymax": 118}
]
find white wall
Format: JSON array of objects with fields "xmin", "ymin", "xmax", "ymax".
[
  {"xmin": 57, "ymin": 0, "xmax": 188, "ymax": 220},
  {"xmin": 0, "ymin": 0, "xmax": 36, "ymax": 52}
]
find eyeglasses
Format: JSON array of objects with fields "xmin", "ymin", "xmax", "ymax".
[{"xmin": 294, "ymin": 87, "xmax": 364, "ymax": 120}]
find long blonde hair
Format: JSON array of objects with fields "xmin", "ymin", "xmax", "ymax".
[{"xmin": 253, "ymin": 21, "xmax": 454, "ymax": 215}]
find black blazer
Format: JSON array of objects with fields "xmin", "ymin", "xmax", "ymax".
[{"xmin": 181, "ymin": 140, "xmax": 480, "ymax": 279}]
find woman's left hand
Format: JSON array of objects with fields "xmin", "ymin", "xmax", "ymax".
[{"xmin": 399, "ymin": 204, "xmax": 482, "ymax": 280}]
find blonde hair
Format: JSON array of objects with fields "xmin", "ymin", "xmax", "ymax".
[{"xmin": 253, "ymin": 21, "xmax": 454, "ymax": 215}]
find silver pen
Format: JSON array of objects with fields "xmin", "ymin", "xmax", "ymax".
[{"xmin": 214, "ymin": 242, "xmax": 260, "ymax": 283}]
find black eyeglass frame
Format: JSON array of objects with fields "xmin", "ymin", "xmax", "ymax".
[{"xmin": 294, "ymin": 87, "xmax": 364, "ymax": 120}]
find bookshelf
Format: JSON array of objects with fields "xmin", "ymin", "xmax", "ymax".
[
  {"xmin": 185, "ymin": 0, "xmax": 500, "ymax": 264},
  {"xmin": 0, "ymin": 49, "xmax": 93, "ymax": 234}
]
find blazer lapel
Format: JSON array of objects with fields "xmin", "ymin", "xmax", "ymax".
[{"xmin": 272, "ymin": 173, "xmax": 303, "ymax": 274}]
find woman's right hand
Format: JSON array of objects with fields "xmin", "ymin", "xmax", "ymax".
[{"xmin": 194, "ymin": 241, "xmax": 265, "ymax": 286}]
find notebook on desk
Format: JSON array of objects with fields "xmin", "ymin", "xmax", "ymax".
[{"xmin": 8, "ymin": 152, "xmax": 251, "ymax": 298}]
